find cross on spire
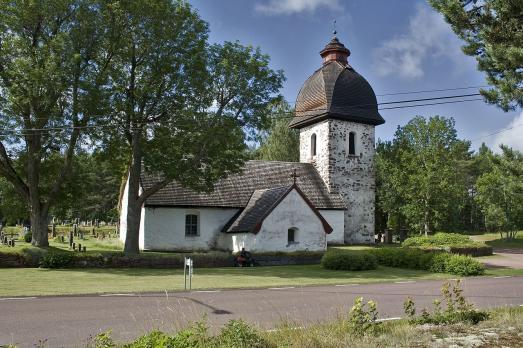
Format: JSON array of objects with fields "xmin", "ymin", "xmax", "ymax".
[{"xmin": 290, "ymin": 168, "xmax": 300, "ymax": 185}]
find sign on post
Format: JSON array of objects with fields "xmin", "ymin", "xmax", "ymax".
[{"xmin": 184, "ymin": 257, "xmax": 193, "ymax": 290}]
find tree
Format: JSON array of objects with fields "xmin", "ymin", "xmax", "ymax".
[
  {"xmin": 50, "ymin": 151, "xmax": 123, "ymax": 222},
  {"xmin": 430, "ymin": 0, "xmax": 523, "ymax": 110},
  {"xmin": 375, "ymin": 139, "xmax": 408, "ymax": 241},
  {"xmin": 255, "ymin": 102, "xmax": 299, "ymax": 162},
  {"xmin": 458, "ymin": 143, "xmax": 493, "ymax": 232},
  {"xmin": 378, "ymin": 116, "xmax": 471, "ymax": 236},
  {"xmin": 109, "ymin": 1, "xmax": 285, "ymax": 254},
  {"xmin": 207, "ymin": 41, "xmax": 285, "ymax": 140},
  {"xmin": 475, "ymin": 146, "xmax": 523, "ymax": 240},
  {"xmin": 0, "ymin": 0, "xmax": 116, "ymax": 246}
]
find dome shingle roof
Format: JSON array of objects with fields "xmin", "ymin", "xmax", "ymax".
[{"xmin": 289, "ymin": 38, "xmax": 385, "ymax": 129}]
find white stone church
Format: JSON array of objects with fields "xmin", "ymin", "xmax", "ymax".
[{"xmin": 119, "ymin": 35, "xmax": 385, "ymax": 252}]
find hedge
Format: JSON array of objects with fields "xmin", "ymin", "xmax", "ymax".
[
  {"xmin": 402, "ymin": 233, "xmax": 493, "ymax": 257},
  {"xmin": 321, "ymin": 248, "xmax": 485, "ymax": 276},
  {"xmin": 321, "ymin": 250, "xmax": 377, "ymax": 271},
  {"xmin": 402, "ymin": 233, "xmax": 472, "ymax": 247},
  {"xmin": 0, "ymin": 249, "xmax": 324, "ymax": 268}
]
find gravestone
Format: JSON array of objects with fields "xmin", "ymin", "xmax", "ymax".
[{"xmin": 69, "ymin": 231, "xmax": 74, "ymax": 247}]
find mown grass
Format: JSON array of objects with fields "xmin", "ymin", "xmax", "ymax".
[
  {"xmin": 0, "ymin": 265, "xmax": 453, "ymax": 297},
  {"xmin": 471, "ymin": 232, "xmax": 523, "ymax": 249},
  {"xmin": 1, "ymin": 225, "xmax": 122, "ymax": 253}
]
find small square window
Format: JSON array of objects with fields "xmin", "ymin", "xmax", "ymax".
[{"xmin": 185, "ymin": 214, "xmax": 198, "ymax": 236}]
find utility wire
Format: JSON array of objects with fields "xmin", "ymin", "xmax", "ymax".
[
  {"xmin": 376, "ymin": 85, "xmax": 489, "ymax": 97},
  {"xmin": 470, "ymin": 122, "xmax": 523, "ymax": 142},
  {"xmin": 379, "ymin": 93, "xmax": 480, "ymax": 105},
  {"xmin": 0, "ymin": 96, "xmax": 487, "ymax": 136},
  {"xmin": 379, "ymin": 98, "xmax": 484, "ymax": 110}
]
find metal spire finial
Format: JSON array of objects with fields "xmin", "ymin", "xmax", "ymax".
[
  {"xmin": 332, "ymin": 19, "xmax": 337, "ymax": 36},
  {"xmin": 290, "ymin": 168, "xmax": 300, "ymax": 185}
]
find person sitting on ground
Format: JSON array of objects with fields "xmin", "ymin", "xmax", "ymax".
[{"xmin": 236, "ymin": 247, "xmax": 254, "ymax": 267}]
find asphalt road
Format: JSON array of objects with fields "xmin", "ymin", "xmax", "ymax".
[{"xmin": 1, "ymin": 276, "xmax": 523, "ymax": 347}]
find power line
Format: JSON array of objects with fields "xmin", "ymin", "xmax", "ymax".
[
  {"xmin": 379, "ymin": 98, "xmax": 484, "ymax": 110},
  {"xmin": 470, "ymin": 122, "xmax": 523, "ymax": 142},
  {"xmin": 379, "ymin": 93, "xmax": 481, "ymax": 105},
  {"xmin": 0, "ymin": 96, "xmax": 488, "ymax": 136},
  {"xmin": 376, "ymin": 85, "xmax": 489, "ymax": 97}
]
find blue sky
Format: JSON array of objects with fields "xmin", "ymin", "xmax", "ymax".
[{"xmin": 190, "ymin": 0, "xmax": 522, "ymax": 152}]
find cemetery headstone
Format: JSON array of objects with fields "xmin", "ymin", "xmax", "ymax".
[
  {"xmin": 82, "ymin": 246, "xmax": 86, "ymax": 252},
  {"xmin": 78, "ymin": 243, "xmax": 82, "ymax": 252},
  {"xmin": 69, "ymin": 231, "xmax": 74, "ymax": 247}
]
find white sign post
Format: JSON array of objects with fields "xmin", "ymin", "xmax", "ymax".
[{"xmin": 184, "ymin": 257, "xmax": 193, "ymax": 290}]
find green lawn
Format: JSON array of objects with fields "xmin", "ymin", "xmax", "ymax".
[
  {"xmin": 0, "ymin": 234, "xmax": 123, "ymax": 254},
  {"xmin": 471, "ymin": 232, "xmax": 523, "ymax": 249},
  {"xmin": 0, "ymin": 265, "xmax": 454, "ymax": 297}
]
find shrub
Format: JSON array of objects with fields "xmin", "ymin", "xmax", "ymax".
[
  {"xmin": 169, "ymin": 320, "xmax": 210, "ymax": 348},
  {"xmin": 444, "ymin": 255, "xmax": 485, "ymax": 276},
  {"xmin": 346, "ymin": 297, "xmax": 379, "ymax": 336},
  {"xmin": 214, "ymin": 320, "xmax": 275, "ymax": 348},
  {"xmin": 39, "ymin": 252, "xmax": 73, "ymax": 268},
  {"xmin": 371, "ymin": 248, "xmax": 433, "ymax": 270},
  {"xmin": 404, "ymin": 280, "xmax": 489, "ymax": 325},
  {"xmin": 368, "ymin": 247, "xmax": 484, "ymax": 276},
  {"xmin": 125, "ymin": 330, "xmax": 174, "ymax": 348},
  {"xmin": 321, "ymin": 251, "xmax": 378, "ymax": 271},
  {"xmin": 24, "ymin": 232, "xmax": 32, "ymax": 243},
  {"xmin": 403, "ymin": 232, "xmax": 472, "ymax": 247},
  {"xmin": 402, "ymin": 233, "xmax": 492, "ymax": 256},
  {"xmin": 91, "ymin": 330, "xmax": 115, "ymax": 348},
  {"xmin": 429, "ymin": 252, "xmax": 451, "ymax": 273}
]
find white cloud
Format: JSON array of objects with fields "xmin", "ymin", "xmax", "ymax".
[
  {"xmin": 490, "ymin": 111, "xmax": 523, "ymax": 152},
  {"xmin": 255, "ymin": 0, "xmax": 341, "ymax": 15},
  {"xmin": 373, "ymin": 4, "xmax": 464, "ymax": 79}
]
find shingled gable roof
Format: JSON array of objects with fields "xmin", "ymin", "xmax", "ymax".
[
  {"xmin": 222, "ymin": 184, "xmax": 333, "ymax": 234},
  {"xmin": 141, "ymin": 160, "xmax": 346, "ymax": 210}
]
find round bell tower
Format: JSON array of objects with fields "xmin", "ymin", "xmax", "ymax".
[{"xmin": 289, "ymin": 35, "xmax": 385, "ymax": 244}]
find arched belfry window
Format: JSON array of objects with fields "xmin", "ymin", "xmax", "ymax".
[
  {"xmin": 348, "ymin": 132, "xmax": 356, "ymax": 155},
  {"xmin": 311, "ymin": 133, "xmax": 317, "ymax": 157}
]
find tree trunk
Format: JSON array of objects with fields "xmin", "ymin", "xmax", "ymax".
[
  {"xmin": 124, "ymin": 200, "xmax": 141, "ymax": 254},
  {"xmin": 424, "ymin": 210, "xmax": 430, "ymax": 237},
  {"xmin": 123, "ymin": 130, "xmax": 142, "ymax": 255},
  {"xmin": 30, "ymin": 203, "xmax": 49, "ymax": 247}
]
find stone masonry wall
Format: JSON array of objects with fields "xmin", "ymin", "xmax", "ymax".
[{"xmin": 300, "ymin": 119, "xmax": 376, "ymax": 244}]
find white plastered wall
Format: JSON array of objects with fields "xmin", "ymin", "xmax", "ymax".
[
  {"xmin": 226, "ymin": 189, "xmax": 328, "ymax": 252},
  {"xmin": 142, "ymin": 207, "xmax": 238, "ymax": 251},
  {"xmin": 318, "ymin": 209, "xmax": 345, "ymax": 244}
]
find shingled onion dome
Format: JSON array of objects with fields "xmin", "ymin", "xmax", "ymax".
[{"xmin": 289, "ymin": 36, "xmax": 385, "ymax": 128}]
